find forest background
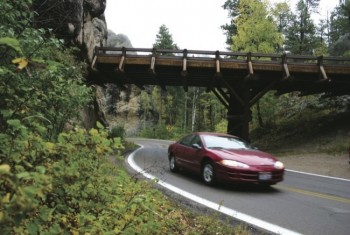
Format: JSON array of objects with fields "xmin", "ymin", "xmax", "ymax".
[{"xmin": 0, "ymin": 0, "xmax": 349, "ymax": 234}]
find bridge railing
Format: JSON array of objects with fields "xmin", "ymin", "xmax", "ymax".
[
  {"xmin": 92, "ymin": 47, "xmax": 350, "ymax": 73},
  {"xmin": 94, "ymin": 46, "xmax": 350, "ymax": 65}
]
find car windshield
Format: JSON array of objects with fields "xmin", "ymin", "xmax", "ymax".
[{"xmin": 203, "ymin": 135, "xmax": 253, "ymax": 150}]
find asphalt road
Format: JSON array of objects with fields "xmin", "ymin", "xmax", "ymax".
[{"xmin": 126, "ymin": 138, "xmax": 350, "ymax": 235}]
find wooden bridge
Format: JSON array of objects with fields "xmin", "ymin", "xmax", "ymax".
[{"xmin": 91, "ymin": 47, "xmax": 350, "ymax": 140}]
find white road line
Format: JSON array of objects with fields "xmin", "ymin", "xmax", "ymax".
[
  {"xmin": 127, "ymin": 145, "xmax": 301, "ymax": 235},
  {"xmin": 286, "ymin": 169, "xmax": 350, "ymax": 182}
]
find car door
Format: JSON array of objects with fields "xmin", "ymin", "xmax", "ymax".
[
  {"xmin": 175, "ymin": 134, "xmax": 195, "ymax": 167},
  {"xmin": 181, "ymin": 134, "xmax": 203, "ymax": 174}
]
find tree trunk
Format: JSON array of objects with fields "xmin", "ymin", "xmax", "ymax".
[
  {"xmin": 159, "ymin": 89, "xmax": 162, "ymax": 124},
  {"xmin": 256, "ymin": 100, "xmax": 264, "ymax": 127},
  {"xmin": 191, "ymin": 88, "xmax": 199, "ymax": 132},
  {"xmin": 184, "ymin": 92, "xmax": 188, "ymax": 131}
]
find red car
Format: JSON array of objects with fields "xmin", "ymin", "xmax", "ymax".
[{"xmin": 168, "ymin": 132, "xmax": 284, "ymax": 186}]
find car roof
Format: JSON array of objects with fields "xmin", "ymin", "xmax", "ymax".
[{"xmin": 194, "ymin": 132, "xmax": 236, "ymax": 137}]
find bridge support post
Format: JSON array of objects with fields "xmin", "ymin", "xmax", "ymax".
[{"xmin": 227, "ymin": 87, "xmax": 251, "ymax": 141}]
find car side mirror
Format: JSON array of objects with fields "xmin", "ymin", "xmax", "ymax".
[{"xmin": 192, "ymin": 144, "xmax": 202, "ymax": 150}]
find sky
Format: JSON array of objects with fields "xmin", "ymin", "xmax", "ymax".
[{"xmin": 105, "ymin": 0, "xmax": 340, "ymax": 52}]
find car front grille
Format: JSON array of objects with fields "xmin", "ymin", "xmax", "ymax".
[{"xmin": 227, "ymin": 168, "xmax": 284, "ymax": 182}]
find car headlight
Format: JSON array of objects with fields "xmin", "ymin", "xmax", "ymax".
[
  {"xmin": 220, "ymin": 160, "xmax": 250, "ymax": 169},
  {"xmin": 274, "ymin": 161, "xmax": 284, "ymax": 169}
]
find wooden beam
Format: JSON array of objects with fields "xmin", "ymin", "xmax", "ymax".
[
  {"xmin": 282, "ymin": 53, "xmax": 291, "ymax": 79},
  {"xmin": 117, "ymin": 47, "xmax": 126, "ymax": 72},
  {"xmin": 245, "ymin": 52, "xmax": 254, "ymax": 80},
  {"xmin": 212, "ymin": 88, "xmax": 229, "ymax": 109},
  {"xmin": 182, "ymin": 49, "xmax": 188, "ymax": 92},
  {"xmin": 249, "ymin": 81, "xmax": 278, "ymax": 107},
  {"xmin": 318, "ymin": 56, "xmax": 329, "ymax": 81},
  {"xmin": 220, "ymin": 77, "xmax": 245, "ymax": 106}
]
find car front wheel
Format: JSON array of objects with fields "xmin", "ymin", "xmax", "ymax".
[
  {"xmin": 169, "ymin": 155, "xmax": 179, "ymax": 172},
  {"xmin": 202, "ymin": 162, "xmax": 215, "ymax": 186}
]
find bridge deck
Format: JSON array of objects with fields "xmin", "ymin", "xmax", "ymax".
[{"xmin": 92, "ymin": 47, "xmax": 350, "ymax": 95}]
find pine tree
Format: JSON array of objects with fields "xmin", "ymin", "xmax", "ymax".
[
  {"xmin": 153, "ymin": 24, "xmax": 178, "ymax": 50},
  {"xmin": 284, "ymin": 0, "xmax": 319, "ymax": 55},
  {"xmin": 329, "ymin": 0, "xmax": 350, "ymax": 50},
  {"xmin": 221, "ymin": 0, "xmax": 241, "ymax": 47},
  {"xmin": 231, "ymin": 0, "xmax": 283, "ymax": 53}
]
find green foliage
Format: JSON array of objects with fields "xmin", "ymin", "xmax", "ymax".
[
  {"xmin": 221, "ymin": 0, "xmax": 240, "ymax": 46},
  {"xmin": 1, "ymin": 32, "xmax": 91, "ymax": 140},
  {"xmin": 109, "ymin": 125, "xmax": 126, "ymax": 140},
  {"xmin": 250, "ymin": 93, "xmax": 350, "ymax": 154},
  {"xmin": 0, "ymin": 0, "xmax": 34, "ymax": 36},
  {"xmin": 285, "ymin": 0, "xmax": 319, "ymax": 54},
  {"xmin": 0, "ymin": 37, "xmax": 24, "ymax": 54},
  {"xmin": 140, "ymin": 124, "xmax": 171, "ymax": 139},
  {"xmin": 329, "ymin": 0, "xmax": 350, "ymax": 45},
  {"xmin": 153, "ymin": 24, "xmax": 178, "ymax": 50},
  {"xmin": 328, "ymin": 0, "xmax": 350, "ymax": 56},
  {"xmin": 231, "ymin": 0, "xmax": 283, "ymax": 53},
  {"xmin": 138, "ymin": 86, "xmax": 227, "ymax": 139},
  {"xmin": 215, "ymin": 119, "xmax": 228, "ymax": 133}
]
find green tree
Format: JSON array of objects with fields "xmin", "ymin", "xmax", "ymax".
[
  {"xmin": 329, "ymin": 0, "xmax": 350, "ymax": 55},
  {"xmin": 229, "ymin": 0, "xmax": 284, "ymax": 128},
  {"xmin": 231, "ymin": 0, "xmax": 283, "ymax": 53},
  {"xmin": 284, "ymin": 0, "xmax": 319, "ymax": 54},
  {"xmin": 271, "ymin": 1, "xmax": 294, "ymax": 52},
  {"xmin": 153, "ymin": 24, "xmax": 178, "ymax": 50},
  {"xmin": 196, "ymin": 90, "xmax": 227, "ymax": 132},
  {"xmin": 221, "ymin": 0, "xmax": 241, "ymax": 47},
  {"xmin": 148, "ymin": 25, "xmax": 180, "ymax": 134}
]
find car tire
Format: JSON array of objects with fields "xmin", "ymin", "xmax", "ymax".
[
  {"xmin": 169, "ymin": 155, "xmax": 179, "ymax": 172},
  {"xmin": 202, "ymin": 161, "xmax": 216, "ymax": 186}
]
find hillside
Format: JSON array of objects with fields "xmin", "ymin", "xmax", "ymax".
[
  {"xmin": 250, "ymin": 110, "xmax": 350, "ymax": 155},
  {"xmin": 249, "ymin": 110, "xmax": 350, "ymax": 179}
]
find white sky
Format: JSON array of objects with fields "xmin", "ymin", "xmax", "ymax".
[{"xmin": 105, "ymin": 0, "xmax": 339, "ymax": 52}]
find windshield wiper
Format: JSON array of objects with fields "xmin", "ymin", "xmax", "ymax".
[{"xmin": 208, "ymin": 146, "xmax": 225, "ymax": 149}]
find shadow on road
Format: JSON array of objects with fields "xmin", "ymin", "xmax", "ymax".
[{"xmin": 174, "ymin": 169, "xmax": 283, "ymax": 194}]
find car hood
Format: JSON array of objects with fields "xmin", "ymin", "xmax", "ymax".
[{"xmin": 212, "ymin": 148, "xmax": 278, "ymax": 165}]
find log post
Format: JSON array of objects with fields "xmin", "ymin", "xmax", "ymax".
[{"xmin": 227, "ymin": 86, "xmax": 251, "ymax": 141}]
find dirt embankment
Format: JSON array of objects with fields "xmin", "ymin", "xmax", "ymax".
[{"xmin": 279, "ymin": 153, "xmax": 350, "ymax": 179}]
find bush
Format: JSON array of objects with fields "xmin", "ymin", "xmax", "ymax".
[
  {"xmin": 139, "ymin": 124, "xmax": 173, "ymax": 139},
  {"xmin": 109, "ymin": 125, "xmax": 126, "ymax": 140}
]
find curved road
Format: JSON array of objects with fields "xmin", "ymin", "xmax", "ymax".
[{"xmin": 126, "ymin": 138, "xmax": 350, "ymax": 235}]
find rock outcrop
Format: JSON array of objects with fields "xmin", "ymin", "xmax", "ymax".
[
  {"xmin": 102, "ymin": 31, "xmax": 143, "ymax": 136},
  {"xmin": 34, "ymin": 0, "xmax": 109, "ymax": 128},
  {"xmin": 34, "ymin": 0, "xmax": 107, "ymax": 61},
  {"xmin": 33, "ymin": 1, "xmax": 146, "ymax": 134}
]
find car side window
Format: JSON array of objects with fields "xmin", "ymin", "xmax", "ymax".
[
  {"xmin": 191, "ymin": 135, "xmax": 202, "ymax": 147},
  {"xmin": 179, "ymin": 134, "xmax": 195, "ymax": 147}
]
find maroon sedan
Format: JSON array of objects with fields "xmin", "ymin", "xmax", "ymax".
[{"xmin": 168, "ymin": 132, "xmax": 284, "ymax": 186}]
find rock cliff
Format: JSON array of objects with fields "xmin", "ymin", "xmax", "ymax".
[
  {"xmin": 34, "ymin": 0, "xmax": 110, "ymax": 129},
  {"xmin": 102, "ymin": 31, "xmax": 143, "ymax": 136},
  {"xmin": 34, "ymin": 0, "xmax": 107, "ymax": 61},
  {"xmin": 33, "ymin": 0, "xmax": 146, "ymax": 134}
]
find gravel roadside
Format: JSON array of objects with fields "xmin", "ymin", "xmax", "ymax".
[{"xmin": 278, "ymin": 153, "xmax": 350, "ymax": 179}]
